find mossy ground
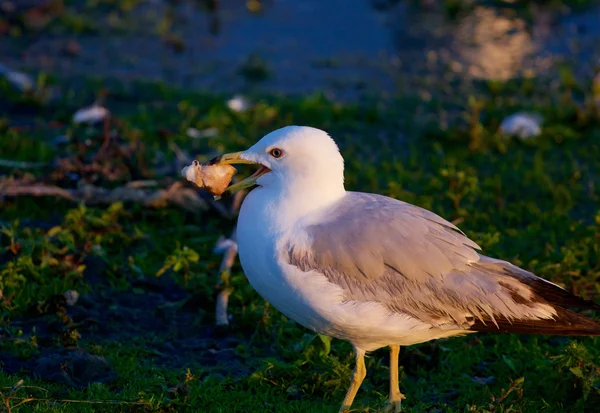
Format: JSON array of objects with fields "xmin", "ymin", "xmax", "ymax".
[{"xmin": 1, "ymin": 59, "xmax": 600, "ymax": 413}]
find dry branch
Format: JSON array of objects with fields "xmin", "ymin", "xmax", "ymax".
[
  {"xmin": 0, "ymin": 178, "xmax": 209, "ymax": 212},
  {"xmin": 2, "ymin": 396, "xmax": 150, "ymax": 411},
  {"xmin": 213, "ymin": 189, "xmax": 246, "ymax": 326},
  {"xmin": 214, "ymin": 231, "xmax": 238, "ymax": 326},
  {"xmin": 0, "ymin": 159, "xmax": 49, "ymax": 169}
]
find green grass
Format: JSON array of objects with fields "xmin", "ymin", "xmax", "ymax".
[{"xmin": 1, "ymin": 70, "xmax": 600, "ymax": 413}]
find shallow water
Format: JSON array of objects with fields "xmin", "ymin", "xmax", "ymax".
[{"xmin": 1, "ymin": 0, "xmax": 599, "ymax": 99}]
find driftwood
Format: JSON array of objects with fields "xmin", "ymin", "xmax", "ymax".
[
  {"xmin": 0, "ymin": 159, "xmax": 49, "ymax": 169},
  {"xmin": 213, "ymin": 231, "xmax": 238, "ymax": 326},
  {"xmin": 212, "ymin": 189, "xmax": 246, "ymax": 326},
  {"xmin": 0, "ymin": 178, "xmax": 209, "ymax": 212}
]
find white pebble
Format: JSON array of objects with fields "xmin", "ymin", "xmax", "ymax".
[
  {"xmin": 73, "ymin": 105, "xmax": 109, "ymax": 124},
  {"xmin": 0, "ymin": 64, "xmax": 34, "ymax": 91},
  {"xmin": 214, "ymin": 236, "xmax": 238, "ymax": 254},
  {"xmin": 499, "ymin": 112, "xmax": 543, "ymax": 139},
  {"xmin": 64, "ymin": 290, "xmax": 80, "ymax": 306},
  {"xmin": 186, "ymin": 128, "xmax": 201, "ymax": 138},
  {"xmin": 226, "ymin": 95, "xmax": 251, "ymax": 113}
]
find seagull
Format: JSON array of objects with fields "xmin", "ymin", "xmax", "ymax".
[{"xmin": 211, "ymin": 126, "xmax": 600, "ymax": 412}]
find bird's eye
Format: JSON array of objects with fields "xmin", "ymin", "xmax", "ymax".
[{"xmin": 269, "ymin": 148, "xmax": 284, "ymax": 158}]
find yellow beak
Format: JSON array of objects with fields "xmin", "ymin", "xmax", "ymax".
[
  {"xmin": 210, "ymin": 151, "xmax": 271, "ymax": 196},
  {"xmin": 209, "ymin": 151, "xmax": 256, "ymax": 166}
]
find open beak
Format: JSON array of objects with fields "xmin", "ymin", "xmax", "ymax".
[{"xmin": 210, "ymin": 151, "xmax": 271, "ymax": 196}]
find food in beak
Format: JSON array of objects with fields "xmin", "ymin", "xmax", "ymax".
[{"xmin": 180, "ymin": 160, "xmax": 236, "ymax": 196}]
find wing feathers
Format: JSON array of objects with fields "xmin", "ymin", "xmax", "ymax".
[
  {"xmin": 286, "ymin": 192, "xmax": 600, "ymax": 336},
  {"xmin": 469, "ymin": 306, "xmax": 600, "ymax": 336}
]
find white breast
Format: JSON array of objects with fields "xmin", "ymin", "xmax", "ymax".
[
  {"xmin": 237, "ymin": 188, "xmax": 321, "ymax": 325},
  {"xmin": 236, "ymin": 188, "xmax": 469, "ymax": 351}
]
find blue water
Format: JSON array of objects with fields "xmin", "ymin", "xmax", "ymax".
[{"xmin": 0, "ymin": 0, "xmax": 598, "ymax": 99}]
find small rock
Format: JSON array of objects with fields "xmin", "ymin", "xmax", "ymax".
[
  {"xmin": 499, "ymin": 112, "xmax": 543, "ymax": 139},
  {"xmin": 34, "ymin": 350, "xmax": 117, "ymax": 389},
  {"xmin": 64, "ymin": 290, "xmax": 79, "ymax": 306},
  {"xmin": 470, "ymin": 375, "xmax": 495, "ymax": 385},
  {"xmin": 0, "ymin": 64, "xmax": 34, "ymax": 92},
  {"xmin": 186, "ymin": 127, "xmax": 201, "ymax": 138},
  {"xmin": 286, "ymin": 384, "xmax": 302, "ymax": 400},
  {"xmin": 226, "ymin": 95, "xmax": 252, "ymax": 113},
  {"xmin": 168, "ymin": 383, "xmax": 189, "ymax": 397},
  {"xmin": 73, "ymin": 105, "xmax": 109, "ymax": 124}
]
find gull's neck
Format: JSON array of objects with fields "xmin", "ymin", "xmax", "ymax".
[{"xmin": 255, "ymin": 176, "xmax": 346, "ymax": 231}]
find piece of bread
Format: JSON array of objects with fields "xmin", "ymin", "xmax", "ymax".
[{"xmin": 181, "ymin": 160, "xmax": 236, "ymax": 196}]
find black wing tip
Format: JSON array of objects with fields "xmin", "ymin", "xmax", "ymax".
[
  {"xmin": 583, "ymin": 300, "xmax": 600, "ymax": 312},
  {"xmin": 527, "ymin": 279, "xmax": 600, "ymax": 311},
  {"xmin": 469, "ymin": 307, "xmax": 600, "ymax": 337},
  {"xmin": 500, "ymin": 266, "xmax": 600, "ymax": 311}
]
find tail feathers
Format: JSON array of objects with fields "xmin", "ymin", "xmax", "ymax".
[
  {"xmin": 476, "ymin": 257, "xmax": 600, "ymax": 311},
  {"xmin": 469, "ymin": 306, "xmax": 600, "ymax": 336},
  {"xmin": 472, "ymin": 259, "xmax": 600, "ymax": 336},
  {"xmin": 516, "ymin": 274, "xmax": 600, "ymax": 311}
]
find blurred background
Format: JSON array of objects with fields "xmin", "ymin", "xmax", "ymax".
[
  {"xmin": 1, "ymin": 0, "xmax": 599, "ymax": 99},
  {"xmin": 1, "ymin": 1, "xmax": 600, "ymax": 412}
]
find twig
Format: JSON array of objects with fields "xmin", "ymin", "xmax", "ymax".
[
  {"xmin": 214, "ymin": 229, "xmax": 238, "ymax": 326},
  {"xmin": 3, "ymin": 397, "xmax": 150, "ymax": 407},
  {"xmin": 231, "ymin": 189, "xmax": 247, "ymax": 215},
  {"xmin": 0, "ymin": 159, "xmax": 49, "ymax": 169},
  {"xmin": 491, "ymin": 377, "xmax": 525, "ymax": 405},
  {"xmin": 126, "ymin": 180, "xmax": 159, "ymax": 189},
  {"xmin": 0, "ymin": 181, "xmax": 75, "ymax": 199},
  {"xmin": 0, "ymin": 179, "xmax": 210, "ymax": 213},
  {"xmin": 1, "ymin": 383, "xmax": 48, "ymax": 394},
  {"xmin": 8, "ymin": 121, "xmax": 65, "ymax": 133},
  {"xmin": 208, "ymin": 198, "xmax": 233, "ymax": 219},
  {"xmin": 212, "ymin": 190, "xmax": 247, "ymax": 326},
  {"xmin": 92, "ymin": 116, "xmax": 112, "ymax": 162},
  {"xmin": 0, "ymin": 381, "xmax": 45, "ymax": 412},
  {"xmin": 169, "ymin": 141, "xmax": 192, "ymax": 167}
]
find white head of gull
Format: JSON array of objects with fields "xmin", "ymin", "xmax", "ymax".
[{"xmin": 212, "ymin": 125, "xmax": 600, "ymax": 413}]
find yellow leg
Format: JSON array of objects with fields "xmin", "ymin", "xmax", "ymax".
[
  {"xmin": 384, "ymin": 345, "xmax": 406, "ymax": 412},
  {"xmin": 338, "ymin": 347, "xmax": 367, "ymax": 413}
]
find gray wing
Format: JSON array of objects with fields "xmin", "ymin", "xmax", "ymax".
[{"xmin": 286, "ymin": 192, "xmax": 600, "ymax": 334}]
